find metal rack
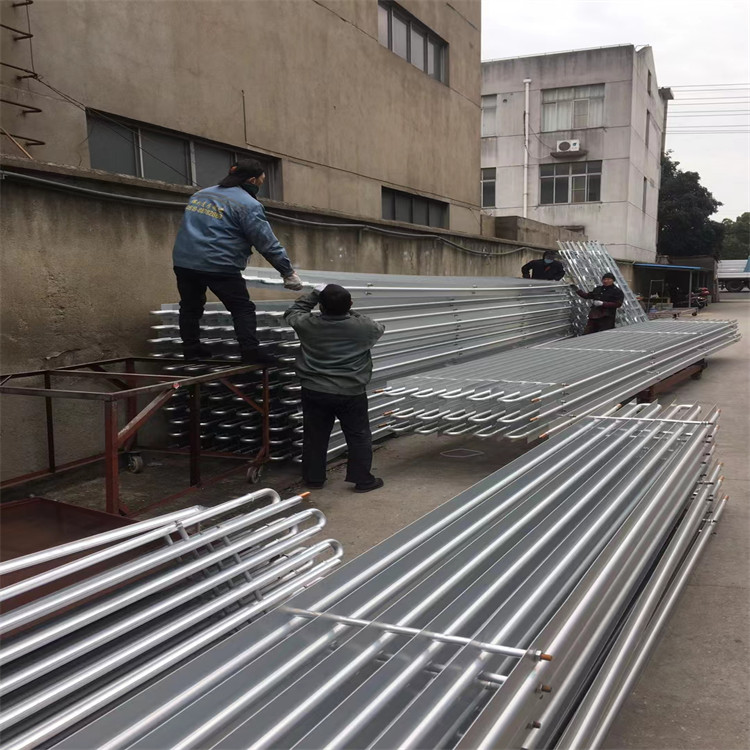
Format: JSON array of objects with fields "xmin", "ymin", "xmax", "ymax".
[{"xmin": 0, "ymin": 357, "xmax": 272, "ymax": 516}]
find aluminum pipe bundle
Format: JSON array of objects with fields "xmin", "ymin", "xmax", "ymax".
[
  {"xmin": 557, "ymin": 240, "xmax": 649, "ymax": 334},
  {"xmin": 149, "ymin": 273, "xmax": 573, "ymax": 460},
  {"xmin": 50, "ymin": 402, "xmax": 725, "ymax": 750},
  {"xmin": 383, "ymin": 318, "xmax": 740, "ymax": 442},
  {"xmin": 0, "ymin": 490, "xmax": 342, "ymax": 750}
]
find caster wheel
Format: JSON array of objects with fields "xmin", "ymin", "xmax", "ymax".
[
  {"xmin": 247, "ymin": 465, "xmax": 263, "ymax": 484},
  {"xmin": 127, "ymin": 454, "xmax": 145, "ymax": 474}
]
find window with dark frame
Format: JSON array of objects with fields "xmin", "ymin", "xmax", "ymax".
[
  {"xmin": 377, "ymin": 1, "xmax": 447, "ymax": 83},
  {"xmin": 539, "ymin": 161, "xmax": 602, "ymax": 205},
  {"xmin": 481, "ymin": 168, "xmax": 496, "ymax": 208},
  {"xmin": 86, "ymin": 112, "xmax": 276, "ymax": 197},
  {"xmin": 381, "ymin": 187, "xmax": 448, "ymax": 228}
]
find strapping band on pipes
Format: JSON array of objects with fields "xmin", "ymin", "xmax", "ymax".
[{"xmin": 13, "ymin": 401, "xmax": 724, "ymax": 750}]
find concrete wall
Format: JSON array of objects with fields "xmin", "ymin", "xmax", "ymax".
[
  {"xmin": 481, "ymin": 45, "xmax": 664, "ymax": 263},
  {"xmin": 0, "ymin": 0, "xmax": 482, "ymax": 232},
  {"xmin": 0, "ymin": 161, "xmax": 546, "ymax": 480},
  {"xmin": 492, "ymin": 216, "xmax": 586, "ymax": 248}
]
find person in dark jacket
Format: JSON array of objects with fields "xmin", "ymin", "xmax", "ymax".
[
  {"xmin": 172, "ymin": 159, "xmax": 303, "ymax": 364},
  {"xmin": 285, "ymin": 284, "xmax": 386, "ymax": 493},
  {"xmin": 573, "ymin": 273, "xmax": 625, "ymax": 334},
  {"xmin": 522, "ymin": 251, "xmax": 565, "ymax": 281}
]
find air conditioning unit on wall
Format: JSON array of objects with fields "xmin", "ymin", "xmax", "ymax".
[{"xmin": 556, "ymin": 139, "xmax": 580, "ymax": 153}]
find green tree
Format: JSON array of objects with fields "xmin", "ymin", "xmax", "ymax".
[
  {"xmin": 657, "ymin": 151, "xmax": 723, "ymax": 257},
  {"xmin": 720, "ymin": 213, "xmax": 750, "ymax": 259}
]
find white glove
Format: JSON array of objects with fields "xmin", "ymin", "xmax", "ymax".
[
  {"xmin": 313, "ymin": 283, "xmax": 327, "ymax": 293},
  {"xmin": 592, "ymin": 300, "xmax": 604, "ymax": 307},
  {"xmin": 283, "ymin": 272, "xmax": 303, "ymax": 291}
]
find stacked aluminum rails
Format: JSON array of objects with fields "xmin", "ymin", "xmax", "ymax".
[
  {"xmin": 557, "ymin": 240, "xmax": 648, "ymax": 334},
  {"xmin": 149, "ymin": 272, "xmax": 572, "ymax": 460},
  {"xmin": 0, "ymin": 490, "xmax": 342, "ymax": 750},
  {"xmin": 383, "ymin": 318, "xmax": 740, "ymax": 442},
  {"xmin": 154, "ymin": 361, "xmax": 301, "ymax": 461},
  {"xmin": 47, "ymin": 402, "xmax": 726, "ymax": 750}
]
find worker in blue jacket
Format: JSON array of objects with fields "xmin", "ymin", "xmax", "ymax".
[{"xmin": 172, "ymin": 159, "xmax": 302, "ymax": 364}]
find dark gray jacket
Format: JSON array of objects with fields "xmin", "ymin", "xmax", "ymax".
[{"xmin": 284, "ymin": 291, "xmax": 385, "ymax": 395}]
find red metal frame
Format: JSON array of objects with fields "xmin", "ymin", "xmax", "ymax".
[{"xmin": 0, "ymin": 357, "xmax": 272, "ymax": 516}]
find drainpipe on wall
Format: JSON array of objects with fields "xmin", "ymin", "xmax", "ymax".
[{"xmin": 523, "ymin": 78, "xmax": 532, "ymax": 218}]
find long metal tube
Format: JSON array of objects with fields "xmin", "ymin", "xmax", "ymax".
[
  {"xmin": 290, "ymin": 407, "xmax": 701, "ymax": 750},
  {"xmin": 86, "ymin": 419, "xmax": 621, "ymax": 750},
  {"xmin": 0, "ymin": 492, "xmax": 300, "ymax": 636},
  {"xmin": 580, "ymin": 494, "xmax": 728, "ymax": 749},
  {"xmin": 2, "ymin": 549, "xmax": 343, "ymax": 750},
  {"xmin": 0, "ymin": 511, "xmax": 326, "ymax": 695},
  {"xmin": 167, "ymin": 406, "xmax": 665, "ymax": 749},
  {"xmin": 45, "ymin": 404, "xmax": 724, "ymax": 750},
  {"xmin": 0, "ymin": 506, "xmax": 203, "ymax": 576},
  {"xmin": 522, "ymin": 432, "xmax": 713, "ymax": 748},
  {"xmin": 0, "ymin": 519, "xmax": 328, "ymax": 732},
  {"xmin": 555, "ymin": 464, "xmax": 722, "ymax": 748},
  {"xmin": 460, "ymin": 420, "xmax": 714, "ymax": 749}
]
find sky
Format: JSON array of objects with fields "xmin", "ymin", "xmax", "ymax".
[{"xmin": 481, "ymin": 0, "xmax": 750, "ymax": 221}]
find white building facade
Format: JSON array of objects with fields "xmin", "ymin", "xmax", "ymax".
[{"xmin": 481, "ymin": 45, "xmax": 670, "ymax": 262}]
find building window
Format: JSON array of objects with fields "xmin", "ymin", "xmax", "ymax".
[
  {"xmin": 377, "ymin": 1, "xmax": 446, "ymax": 82},
  {"xmin": 481, "ymin": 168, "xmax": 496, "ymax": 208},
  {"xmin": 541, "ymin": 84, "xmax": 604, "ymax": 132},
  {"xmin": 647, "ymin": 70, "xmax": 652, "ymax": 95},
  {"xmin": 642, "ymin": 176, "xmax": 648, "ymax": 212},
  {"xmin": 382, "ymin": 187, "xmax": 448, "ymax": 228},
  {"xmin": 481, "ymin": 95, "xmax": 497, "ymax": 137},
  {"xmin": 645, "ymin": 111, "xmax": 651, "ymax": 148},
  {"xmin": 539, "ymin": 161, "xmax": 602, "ymax": 205},
  {"xmin": 86, "ymin": 112, "xmax": 276, "ymax": 197}
]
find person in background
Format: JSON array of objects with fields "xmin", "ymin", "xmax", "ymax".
[
  {"xmin": 521, "ymin": 251, "xmax": 565, "ymax": 281},
  {"xmin": 284, "ymin": 284, "xmax": 385, "ymax": 493},
  {"xmin": 572, "ymin": 273, "xmax": 625, "ymax": 334},
  {"xmin": 172, "ymin": 158, "xmax": 303, "ymax": 364}
]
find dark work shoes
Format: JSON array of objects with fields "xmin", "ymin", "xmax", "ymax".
[
  {"xmin": 240, "ymin": 349, "xmax": 281, "ymax": 367},
  {"xmin": 353, "ymin": 477, "xmax": 385, "ymax": 493},
  {"xmin": 183, "ymin": 344, "xmax": 213, "ymax": 361},
  {"xmin": 305, "ymin": 481, "xmax": 326, "ymax": 490}
]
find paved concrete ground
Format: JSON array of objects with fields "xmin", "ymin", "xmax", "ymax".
[{"xmin": 4, "ymin": 295, "xmax": 748, "ymax": 748}]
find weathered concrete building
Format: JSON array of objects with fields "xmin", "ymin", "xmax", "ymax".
[
  {"xmin": 481, "ymin": 45, "xmax": 671, "ymax": 262},
  {"xmin": 1, "ymin": 0, "xmax": 482, "ymax": 232}
]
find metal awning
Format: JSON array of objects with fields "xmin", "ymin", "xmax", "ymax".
[{"xmin": 633, "ymin": 263, "xmax": 704, "ymax": 271}]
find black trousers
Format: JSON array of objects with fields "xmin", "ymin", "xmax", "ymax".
[
  {"xmin": 583, "ymin": 316, "xmax": 616, "ymax": 335},
  {"xmin": 301, "ymin": 388, "xmax": 375, "ymax": 485},
  {"xmin": 174, "ymin": 266, "xmax": 258, "ymax": 352}
]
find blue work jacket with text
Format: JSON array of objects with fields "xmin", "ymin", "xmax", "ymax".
[{"xmin": 172, "ymin": 185, "xmax": 293, "ymax": 276}]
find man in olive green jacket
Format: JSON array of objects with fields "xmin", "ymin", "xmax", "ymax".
[{"xmin": 284, "ymin": 284, "xmax": 385, "ymax": 492}]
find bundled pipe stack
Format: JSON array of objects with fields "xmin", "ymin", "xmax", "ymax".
[
  {"xmin": 148, "ymin": 271, "xmax": 572, "ymax": 460},
  {"xmin": 383, "ymin": 318, "xmax": 740, "ymax": 441},
  {"xmin": 41, "ymin": 402, "xmax": 726, "ymax": 750},
  {"xmin": 557, "ymin": 240, "xmax": 649, "ymax": 334},
  {"xmin": 0, "ymin": 491, "xmax": 341, "ymax": 749}
]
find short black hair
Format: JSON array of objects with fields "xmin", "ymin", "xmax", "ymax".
[
  {"xmin": 543, "ymin": 250, "xmax": 556, "ymax": 259},
  {"xmin": 218, "ymin": 158, "xmax": 266, "ymax": 188},
  {"xmin": 602, "ymin": 273, "xmax": 616, "ymax": 281},
  {"xmin": 319, "ymin": 284, "xmax": 352, "ymax": 315}
]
